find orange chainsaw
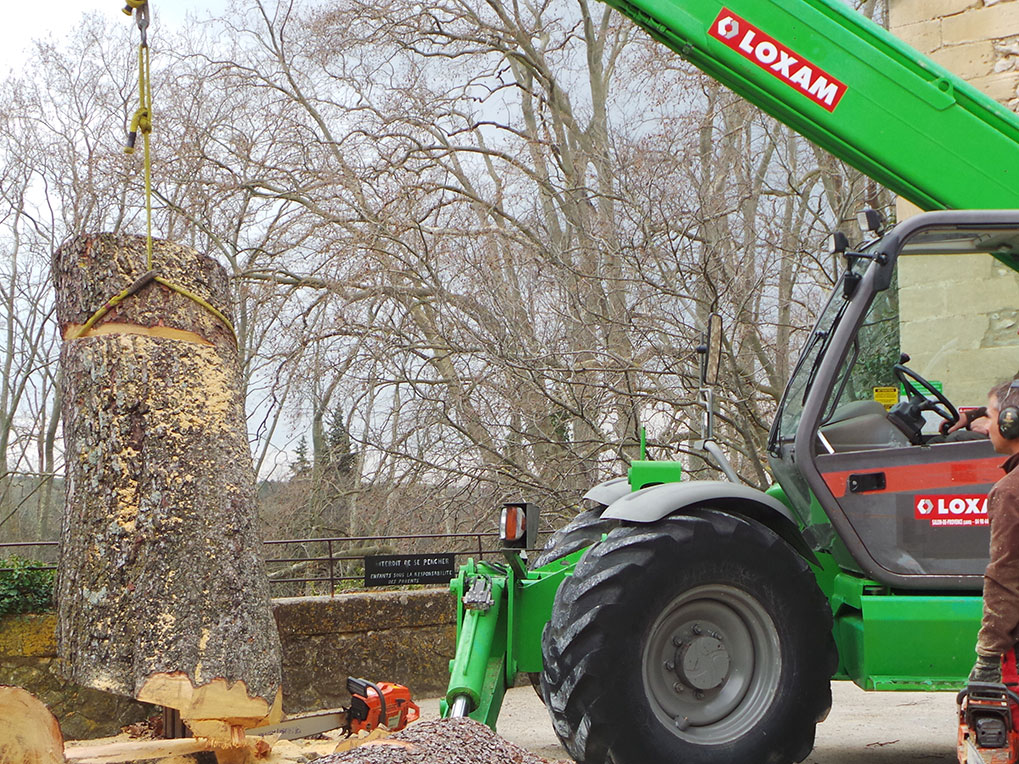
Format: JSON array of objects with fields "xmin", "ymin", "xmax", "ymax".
[
  {"xmin": 249, "ymin": 677, "xmax": 419, "ymax": 740},
  {"xmin": 958, "ymin": 651, "xmax": 1019, "ymax": 764}
]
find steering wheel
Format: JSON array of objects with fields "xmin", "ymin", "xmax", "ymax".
[{"xmin": 893, "ymin": 363, "xmax": 959, "ymax": 426}]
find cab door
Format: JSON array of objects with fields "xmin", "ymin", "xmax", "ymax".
[{"xmin": 815, "ymin": 438, "xmax": 997, "ymax": 577}]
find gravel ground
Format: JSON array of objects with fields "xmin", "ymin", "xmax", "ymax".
[
  {"xmin": 418, "ymin": 682, "xmax": 962, "ymax": 764},
  {"xmin": 317, "ymin": 717, "xmax": 569, "ymax": 764}
]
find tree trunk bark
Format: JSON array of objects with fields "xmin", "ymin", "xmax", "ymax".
[{"xmin": 52, "ymin": 233, "xmax": 282, "ymax": 735}]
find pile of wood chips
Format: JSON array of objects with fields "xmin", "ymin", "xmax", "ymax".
[{"xmin": 318, "ymin": 717, "xmax": 570, "ymax": 764}]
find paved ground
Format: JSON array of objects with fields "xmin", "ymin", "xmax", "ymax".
[{"xmin": 419, "ymin": 681, "xmax": 961, "ymax": 763}]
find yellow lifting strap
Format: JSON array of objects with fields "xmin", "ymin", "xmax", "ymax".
[{"xmin": 70, "ymin": 2, "xmax": 238, "ymax": 342}]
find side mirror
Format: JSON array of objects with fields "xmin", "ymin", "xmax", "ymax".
[{"xmin": 700, "ymin": 312, "xmax": 723, "ymax": 386}]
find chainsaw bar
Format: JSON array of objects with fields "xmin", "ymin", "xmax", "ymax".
[
  {"xmin": 248, "ymin": 709, "xmax": 349, "ymax": 740},
  {"xmin": 965, "ymin": 739, "xmax": 990, "ymax": 764}
]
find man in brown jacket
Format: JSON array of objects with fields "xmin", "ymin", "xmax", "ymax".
[{"xmin": 970, "ymin": 379, "xmax": 1019, "ymax": 684}]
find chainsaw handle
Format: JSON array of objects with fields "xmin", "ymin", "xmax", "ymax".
[
  {"xmin": 958, "ymin": 683, "xmax": 1019, "ymax": 708},
  {"xmin": 363, "ymin": 680, "xmax": 387, "ymax": 728}
]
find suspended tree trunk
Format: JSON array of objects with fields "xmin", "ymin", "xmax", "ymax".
[{"xmin": 52, "ymin": 233, "xmax": 282, "ymax": 738}]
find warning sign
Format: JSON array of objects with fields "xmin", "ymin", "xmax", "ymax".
[
  {"xmin": 364, "ymin": 553, "xmax": 457, "ymax": 587},
  {"xmin": 873, "ymin": 386, "xmax": 899, "ymax": 411},
  {"xmin": 914, "ymin": 494, "xmax": 988, "ymax": 527}
]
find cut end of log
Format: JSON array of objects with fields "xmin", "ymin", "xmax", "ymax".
[
  {"xmin": 0, "ymin": 686, "xmax": 65, "ymax": 764},
  {"xmin": 63, "ymin": 322, "xmax": 214, "ymax": 346},
  {"xmin": 136, "ymin": 674, "xmax": 283, "ymax": 737}
]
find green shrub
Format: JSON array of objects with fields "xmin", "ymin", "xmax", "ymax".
[{"xmin": 0, "ymin": 556, "xmax": 55, "ymax": 615}]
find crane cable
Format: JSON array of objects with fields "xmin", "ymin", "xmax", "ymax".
[
  {"xmin": 71, "ymin": 1, "xmax": 236, "ymax": 343},
  {"xmin": 123, "ymin": 0, "xmax": 152, "ymax": 269}
]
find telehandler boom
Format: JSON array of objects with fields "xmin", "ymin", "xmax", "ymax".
[{"xmin": 443, "ymin": 2, "xmax": 1019, "ymax": 764}]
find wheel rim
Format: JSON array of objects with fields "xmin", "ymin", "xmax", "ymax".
[{"xmin": 642, "ymin": 583, "xmax": 781, "ymax": 744}]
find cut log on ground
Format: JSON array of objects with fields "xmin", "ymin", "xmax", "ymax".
[
  {"xmin": 0, "ymin": 686, "xmax": 65, "ymax": 764},
  {"xmin": 53, "ymin": 233, "xmax": 282, "ymax": 735},
  {"xmin": 317, "ymin": 717, "xmax": 570, "ymax": 764}
]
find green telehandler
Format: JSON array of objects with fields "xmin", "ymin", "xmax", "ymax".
[{"xmin": 441, "ymin": 1, "xmax": 1019, "ymax": 763}]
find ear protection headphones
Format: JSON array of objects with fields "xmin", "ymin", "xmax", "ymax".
[{"xmin": 999, "ymin": 380, "xmax": 1019, "ymax": 440}]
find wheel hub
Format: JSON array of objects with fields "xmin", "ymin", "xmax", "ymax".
[
  {"xmin": 642, "ymin": 585, "xmax": 782, "ymax": 743},
  {"xmin": 676, "ymin": 634, "xmax": 730, "ymax": 690}
]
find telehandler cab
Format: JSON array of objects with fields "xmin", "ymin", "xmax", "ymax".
[{"xmin": 441, "ymin": 0, "xmax": 1019, "ymax": 762}]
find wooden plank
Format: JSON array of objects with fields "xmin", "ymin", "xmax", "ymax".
[{"xmin": 63, "ymin": 738, "xmax": 212, "ymax": 764}]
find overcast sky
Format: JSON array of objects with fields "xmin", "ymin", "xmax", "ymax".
[{"xmin": 0, "ymin": 1, "xmax": 231, "ymax": 75}]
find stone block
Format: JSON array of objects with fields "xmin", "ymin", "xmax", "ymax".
[
  {"xmin": 931, "ymin": 40, "xmax": 997, "ymax": 79},
  {"xmin": 971, "ymin": 70, "xmax": 1019, "ymax": 102},
  {"xmin": 942, "ymin": 3, "xmax": 1019, "ymax": 45},
  {"xmin": 273, "ymin": 589, "xmax": 456, "ymax": 637},
  {"xmin": 272, "ymin": 589, "xmax": 457, "ymax": 714},
  {"xmin": 0, "ymin": 590, "xmax": 460, "ymax": 735},
  {"xmin": 949, "ymin": 280, "xmax": 1019, "ymax": 316},
  {"xmin": 0, "ymin": 657, "xmax": 153, "ymax": 740},
  {"xmin": 890, "ymin": 0, "xmax": 980, "ymax": 29},
  {"xmin": 899, "ymin": 287, "xmax": 949, "ymax": 322},
  {"xmin": 0, "ymin": 614, "xmax": 57, "ymax": 657},
  {"xmin": 944, "ymin": 347, "xmax": 1019, "ymax": 402},
  {"xmin": 900, "ymin": 253, "xmax": 992, "ymax": 288},
  {"xmin": 893, "ymin": 19, "xmax": 942, "ymax": 53},
  {"xmin": 982, "ymin": 308, "xmax": 1019, "ymax": 347},
  {"xmin": 278, "ymin": 624, "xmax": 456, "ymax": 714},
  {"xmin": 896, "ymin": 197, "xmax": 923, "ymax": 223}
]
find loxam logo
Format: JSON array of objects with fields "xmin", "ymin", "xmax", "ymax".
[
  {"xmin": 914, "ymin": 494, "xmax": 989, "ymax": 527},
  {"xmin": 709, "ymin": 9, "xmax": 847, "ymax": 113}
]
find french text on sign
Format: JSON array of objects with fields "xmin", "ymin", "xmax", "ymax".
[{"xmin": 364, "ymin": 553, "xmax": 457, "ymax": 587}]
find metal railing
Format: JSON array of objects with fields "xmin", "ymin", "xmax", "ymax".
[
  {"xmin": 0, "ymin": 541, "xmax": 58, "ymax": 571},
  {"xmin": 0, "ymin": 533, "xmax": 507, "ymax": 596},
  {"xmin": 263, "ymin": 531, "xmax": 504, "ymax": 595}
]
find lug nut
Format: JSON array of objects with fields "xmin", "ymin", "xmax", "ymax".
[
  {"xmin": 673, "ymin": 682, "xmax": 684, "ymax": 693},
  {"xmin": 665, "ymin": 661, "xmax": 675, "ymax": 672},
  {"xmin": 692, "ymin": 624, "xmax": 702, "ymax": 635},
  {"xmin": 673, "ymin": 635, "xmax": 683, "ymax": 647},
  {"xmin": 695, "ymin": 690, "xmax": 705, "ymax": 699}
]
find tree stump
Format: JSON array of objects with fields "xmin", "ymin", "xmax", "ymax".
[{"xmin": 52, "ymin": 233, "xmax": 282, "ymax": 736}]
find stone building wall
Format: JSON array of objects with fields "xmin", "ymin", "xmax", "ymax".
[
  {"xmin": 889, "ymin": 0, "xmax": 1019, "ymax": 405},
  {"xmin": 0, "ymin": 588, "xmax": 456, "ymax": 741}
]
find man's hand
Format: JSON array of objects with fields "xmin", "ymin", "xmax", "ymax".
[
  {"xmin": 943, "ymin": 407, "xmax": 990, "ymax": 435},
  {"xmin": 970, "ymin": 654, "xmax": 1003, "ymax": 684},
  {"xmin": 970, "ymin": 416, "xmax": 991, "ymax": 434}
]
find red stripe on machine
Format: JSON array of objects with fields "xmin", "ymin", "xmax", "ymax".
[
  {"xmin": 821, "ymin": 457, "xmax": 1001, "ymax": 498},
  {"xmin": 709, "ymin": 8, "xmax": 847, "ymax": 112}
]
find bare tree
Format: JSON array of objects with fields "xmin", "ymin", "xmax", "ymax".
[{"xmin": 0, "ymin": 0, "xmax": 889, "ymax": 544}]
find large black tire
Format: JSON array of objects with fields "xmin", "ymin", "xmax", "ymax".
[
  {"xmin": 529, "ymin": 508, "xmax": 619, "ymax": 570},
  {"xmin": 540, "ymin": 510, "xmax": 836, "ymax": 764},
  {"xmin": 527, "ymin": 508, "xmax": 620, "ymax": 698}
]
